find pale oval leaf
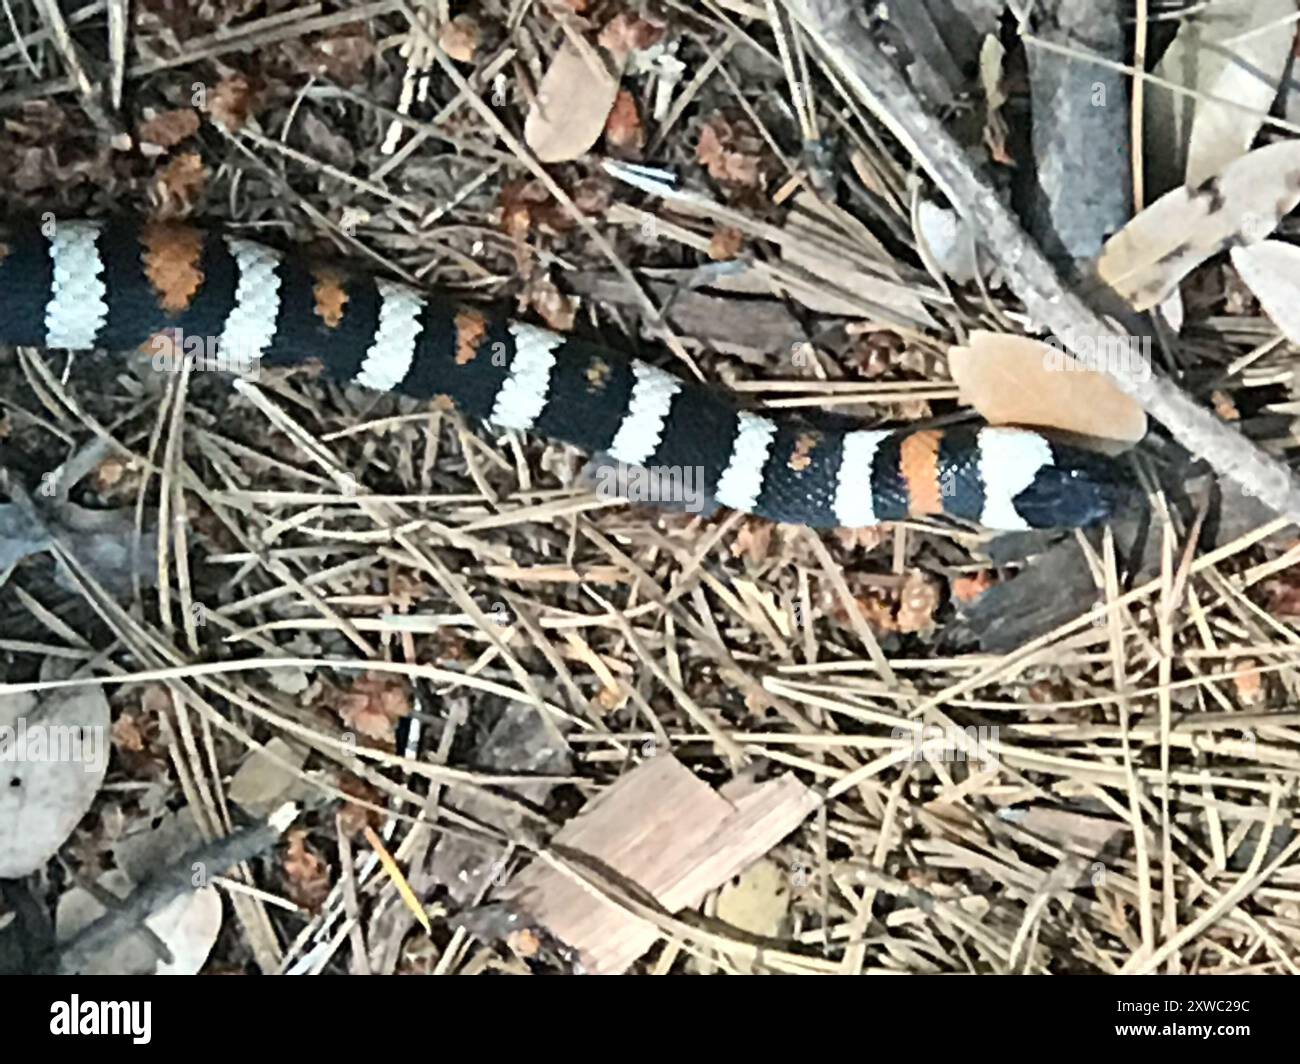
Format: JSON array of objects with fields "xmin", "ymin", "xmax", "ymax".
[
  {"xmin": 1230, "ymin": 240, "xmax": 1300, "ymax": 344},
  {"xmin": 1096, "ymin": 139, "xmax": 1300, "ymax": 310},
  {"xmin": 524, "ymin": 38, "xmax": 621, "ymax": 164},
  {"xmin": 0, "ymin": 687, "xmax": 110, "ymax": 878},
  {"xmin": 948, "ymin": 330, "xmax": 1148, "ymax": 445}
]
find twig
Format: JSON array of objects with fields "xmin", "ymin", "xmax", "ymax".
[
  {"xmin": 56, "ymin": 803, "xmax": 299, "ymax": 974},
  {"xmin": 786, "ymin": 0, "xmax": 1300, "ymax": 525}
]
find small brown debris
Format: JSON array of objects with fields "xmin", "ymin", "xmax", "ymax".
[
  {"xmin": 330, "ymin": 671, "xmax": 411, "ymax": 744},
  {"xmin": 439, "ymin": 14, "xmax": 481, "ymax": 63},
  {"xmin": 151, "ymin": 151, "xmax": 207, "ymax": 218},
  {"xmin": 283, "ymin": 829, "xmax": 331, "ymax": 911},
  {"xmin": 604, "ymin": 90, "xmax": 644, "ymax": 154},
  {"xmin": 207, "ymin": 74, "xmax": 257, "ymax": 133},
  {"xmin": 338, "ymin": 777, "xmax": 385, "ymax": 838},
  {"xmin": 522, "ymin": 274, "xmax": 577, "ymax": 332},
  {"xmin": 1233, "ymin": 658, "xmax": 1265, "ymax": 706},
  {"xmin": 138, "ymin": 108, "xmax": 200, "ymax": 149},
  {"xmin": 597, "ymin": 12, "xmax": 666, "ymax": 60},
  {"xmin": 697, "ymin": 114, "xmax": 765, "ymax": 188},
  {"xmin": 1211, "ymin": 389, "xmax": 1240, "ymax": 421},
  {"xmin": 707, "ymin": 225, "xmax": 744, "ymax": 261}
]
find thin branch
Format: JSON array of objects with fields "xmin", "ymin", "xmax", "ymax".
[{"xmin": 787, "ymin": 0, "xmax": 1300, "ymax": 525}]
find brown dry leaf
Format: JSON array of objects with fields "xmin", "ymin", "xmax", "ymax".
[
  {"xmin": 604, "ymin": 89, "xmax": 645, "ymax": 155},
  {"xmin": 138, "ymin": 108, "xmax": 200, "ymax": 149},
  {"xmin": 283, "ymin": 829, "xmax": 331, "ymax": 910},
  {"xmin": 208, "ymin": 74, "xmax": 256, "ymax": 133},
  {"xmin": 331, "ymin": 671, "xmax": 411, "ymax": 743},
  {"xmin": 440, "ymin": 14, "xmax": 481, "ymax": 63},
  {"xmin": 1095, "ymin": 140, "xmax": 1300, "ymax": 311},
  {"xmin": 525, "ymin": 37, "xmax": 622, "ymax": 164},
  {"xmin": 697, "ymin": 115, "xmax": 764, "ymax": 188},
  {"xmin": 499, "ymin": 178, "xmax": 578, "ymax": 238},
  {"xmin": 896, "ymin": 570, "xmax": 941, "ymax": 634},
  {"xmin": 834, "ymin": 588, "xmax": 896, "ymax": 633},
  {"xmin": 947, "ymin": 331, "xmax": 1147, "ymax": 445},
  {"xmin": 707, "ymin": 225, "xmax": 744, "ymax": 261},
  {"xmin": 150, "ymin": 151, "xmax": 207, "ymax": 218}
]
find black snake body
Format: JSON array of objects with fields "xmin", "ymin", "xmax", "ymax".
[{"xmin": 0, "ymin": 217, "xmax": 1127, "ymax": 530}]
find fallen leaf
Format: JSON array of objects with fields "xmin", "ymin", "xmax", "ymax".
[
  {"xmin": 596, "ymin": 12, "xmax": 666, "ymax": 61},
  {"xmin": 1148, "ymin": 0, "xmax": 1296, "ymax": 190},
  {"xmin": 521, "ymin": 273, "xmax": 577, "ymax": 332},
  {"xmin": 329, "ymin": 671, "xmax": 410, "ymax": 744},
  {"xmin": 151, "ymin": 150, "xmax": 207, "ymax": 218},
  {"xmin": 697, "ymin": 114, "xmax": 764, "ymax": 188},
  {"xmin": 525, "ymin": 36, "xmax": 622, "ymax": 164},
  {"xmin": 947, "ymin": 330, "xmax": 1148, "ymax": 445},
  {"xmin": 1095, "ymin": 140, "xmax": 1300, "ymax": 310},
  {"xmin": 1230, "ymin": 240, "xmax": 1300, "ymax": 345},
  {"xmin": 604, "ymin": 89, "xmax": 644, "ymax": 154},
  {"xmin": 283, "ymin": 829, "xmax": 331, "ymax": 910},
  {"xmin": 0, "ymin": 686, "xmax": 111, "ymax": 877},
  {"xmin": 207, "ymin": 74, "xmax": 257, "ymax": 133},
  {"xmin": 56, "ymin": 869, "xmax": 222, "ymax": 976}
]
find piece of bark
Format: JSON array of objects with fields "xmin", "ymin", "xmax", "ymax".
[
  {"xmin": 504, "ymin": 755, "xmax": 818, "ymax": 974},
  {"xmin": 1021, "ymin": 0, "xmax": 1132, "ymax": 269}
]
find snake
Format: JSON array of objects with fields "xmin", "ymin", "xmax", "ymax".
[{"xmin": 0, "ymin": 216, "xmax": 1128, "ymax": 530}]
